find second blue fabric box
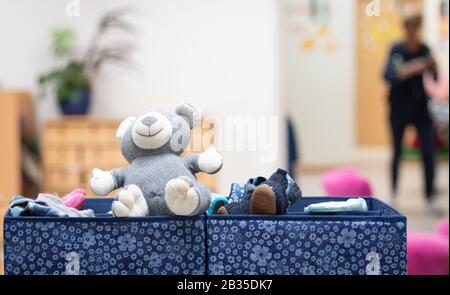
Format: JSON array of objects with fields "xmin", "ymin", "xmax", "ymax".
[{"xmin": 206, "ymin": 197, "xmax": 407, "ymax": 275}]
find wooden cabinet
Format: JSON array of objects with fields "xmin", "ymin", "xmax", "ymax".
[
  {"xmin": 0, "ymin": 91, "xmax": 37, "ymax": 211},
  {"xmin": 42, "ymin": 118, "xmax": 125, "ymax": 197},
  {"xmin": 42, "ymin": 117, "xmax": 217, "ymax": 197},
  {"xmin": 0, "ymin": 90, "xmax": 38, "ymax": 276}
]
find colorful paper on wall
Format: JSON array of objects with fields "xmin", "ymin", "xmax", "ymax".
[
  {"xmin": 439, "ymin": 0, "xmax": 449, "ymax": 43},
  {"xmin": 286, "ymin": 0, "xmax": 338, "ymax": 54}
]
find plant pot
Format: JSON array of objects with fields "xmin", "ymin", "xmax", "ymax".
[{"xmin": 59, "ymin": 88, "xmax": 91, "ymax": 115}]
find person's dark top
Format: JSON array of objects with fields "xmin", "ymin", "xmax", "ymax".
[{"xmin": 383, "ymin": 42, "xmax": 433, "ymax": 119}]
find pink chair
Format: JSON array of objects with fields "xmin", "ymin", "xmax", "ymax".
[
  {"xmin": 437, "ymin": 218, "xmax": 449, "ymax": 238},
  {"xmin": 321, "ymin": 167, "xmax": 373, "ymax": 197},
  {"xmin": 407, "ymin": 218, "xmax": 449, "ymax": 275}
]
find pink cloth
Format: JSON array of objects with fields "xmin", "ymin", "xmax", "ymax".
[
  {"xmin": 437, "ymin": 218, "xmax": 449, "ymax": 238},
  {"xmin": 321, "ymin": 167, "xmax": 373, "ymax": 197},
  {"xmin": 423, "ymin": 71, "xmax": 449, "ymax": 102},
  {"xmin": 62, "ymin": 188, "xmax": 86, "ymax": 209},
  {"xmin": 38, "ymin": 188, "xmax": 86, "ymax": 209},
  {"xmin": 407, "ymin": 232, "xmax": 449, "ymax": 275}
]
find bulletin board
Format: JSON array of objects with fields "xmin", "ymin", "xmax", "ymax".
[
  {"xmin": 438, "ymin": 0, "xmax": 449, "ymax": 44},
  {"xmin": 285, "ymin": 0, "xmax": 338, "ymax": 54}
]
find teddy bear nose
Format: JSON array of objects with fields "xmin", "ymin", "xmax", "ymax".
[{"xmin": 141, "ymin": 116, "xmax": 158, "ymax": 127}]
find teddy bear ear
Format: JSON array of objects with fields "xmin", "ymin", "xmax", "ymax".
[
  {"xmin": 116, "ymin": 116, "xmax": 136, "ymax": 140},
  {"xmin": 175, "ymin": 103, "xmax": 200, "ymax": 129}
]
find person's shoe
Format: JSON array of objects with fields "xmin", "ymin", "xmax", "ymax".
[{"xmin": 250, "ymin": 184, "xmax": 276, "ymax": 215}]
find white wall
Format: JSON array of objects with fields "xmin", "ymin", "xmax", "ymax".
[
  {"xmin": 0, "ymin": 0, "xmax": 286, "ymax": 194},
  {"xmin": 424, "ymin": 0, "xmax": 449, "ymax": 75},
  {"xmin": 283, "ymin": 0, "xmax": 356, "ymax": 167}
]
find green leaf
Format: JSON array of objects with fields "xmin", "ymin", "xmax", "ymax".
[{"xmin": 52, "ymin": 27, "xmax": 75, "ymax": 57}]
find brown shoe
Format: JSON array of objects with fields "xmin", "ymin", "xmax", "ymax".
[{"xmin": 251, "ymin": 184, "xmax": 276, "ymax": 215}]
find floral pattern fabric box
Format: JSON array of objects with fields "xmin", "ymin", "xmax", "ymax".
[
  {"xmin": 206, "ymin": 197, "xmax": 407, "ymax": 275},
  {"xmin": 4, "ymin": 197, "xmax": 406, "ymax": 275},
  {"xmin": 3, "ymin": 199, "xmax": 206, "ymax": 275}
]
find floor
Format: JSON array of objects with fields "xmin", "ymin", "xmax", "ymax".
[
  {"xmin": 0, "ymin": 146, "xmax": 448, "ymax": 275},
  {"xmin": 299, "ymin": 146, "xmax": 449, "ymax": 232}
]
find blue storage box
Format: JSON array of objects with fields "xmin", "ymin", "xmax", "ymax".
[
  {"xmin": 4, "ymin": 197, "xmax": 406, "ymax": 275},
  {"xmin": 206, "ymin": 197, "xmax": 407, "ymax": 275},
  {"xmin": 3, "ymin": 199, "xmax": 206, "ymax": 275}
]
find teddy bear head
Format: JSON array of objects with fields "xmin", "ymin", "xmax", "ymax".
[{"xmin": 116, "ymin": 103, "xmax": 199, "ymax": 162}]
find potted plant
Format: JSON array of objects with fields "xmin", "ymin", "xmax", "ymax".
[{"xmin": 38, "ymin": 8, "xmax": 136, "ymax": 115}]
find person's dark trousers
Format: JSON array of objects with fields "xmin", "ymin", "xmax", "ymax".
[{"xmin": 390, "ymin": 111, "xmax": 436, "ymax": 201}]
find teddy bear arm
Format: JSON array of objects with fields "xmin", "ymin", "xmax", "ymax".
[
  {"xmin": 182, "ymin": 154, "xmax": 202, "ymax": 175},
  {"xmin": 110, "ymin": 167, "xmax": 127, "ymax": 189},
  {"xmin": 182, "ymin": 148, "xmax": 223, "ymax": 175},
  {"xmin": 90, "ymin": 167, "xmax": 126, "ymax": 196}
]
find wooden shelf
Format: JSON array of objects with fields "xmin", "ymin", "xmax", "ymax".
[
  {"xmin": 0, "ymin": 90, "xmax": 36, "ymax": 211},
  {"xmin": 42, "ymin": 118, "xmax": 127, "ymax": 196}
]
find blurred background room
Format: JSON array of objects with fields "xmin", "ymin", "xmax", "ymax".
[{"xmin": 0, "ymin": 0, "xmax": 448, "ymax": 275}]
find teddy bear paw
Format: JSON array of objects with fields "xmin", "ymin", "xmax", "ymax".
[
  {"xmin": 112, "ymin": 185, "xmax": 148, "ymax": 217},
  {"xmin": 90, "ymin": 168, "xmax": 115, "ymax": 196},
  {"xmin": 165, "ymin": 178, "xmax": 199, "ymax": 216},
  {"xmin": 198, "ymin": 147, "xmax": 223, "ymax": 174}
]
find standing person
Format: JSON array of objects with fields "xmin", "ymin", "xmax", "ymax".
[{"xmin": 383, "ymin": 13, "xmax": 439, "ymax": 214}]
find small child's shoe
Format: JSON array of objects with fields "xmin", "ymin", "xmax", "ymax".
[
  {"xmin": 263, "ymin": 169, "xmax": 289, "ymax": 215},
  {"xmin": 250, "ymin": 184, "xmax": 276, "ymax": 215},
  {"xmin": 286, "ymin": 174, "xmax": 302, "ymax": 205}
]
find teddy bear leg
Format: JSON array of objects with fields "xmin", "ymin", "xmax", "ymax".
[
  {"xmin": 164, "ymin": 178, "xmax": 211, "ymax": 216},
  {"xmin": 190, "ymin": 183, "xmax": 212, "ymax": 216},
  {"xmin": 112, "ymin": 184, "xmax": 149, "ymax": 217}
]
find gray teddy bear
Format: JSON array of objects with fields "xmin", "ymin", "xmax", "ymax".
[{"xmin": 89, "ymin": 103, "xmax": 223, "ymax": 217}]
